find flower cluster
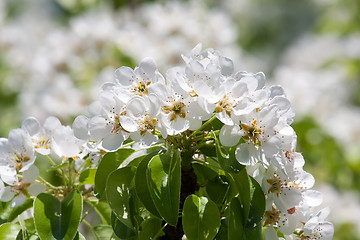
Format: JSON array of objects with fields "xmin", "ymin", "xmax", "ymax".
[{"xmin": 0, "ymin": 44, "xmax": 333, "ymax": 239}]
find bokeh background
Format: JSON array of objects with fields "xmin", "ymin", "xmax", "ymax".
[{"xmin": 0, "ymin": 0, "xmax": 359, "ymax": 239}]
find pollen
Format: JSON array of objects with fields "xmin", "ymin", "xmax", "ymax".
[{"xmin": 162, "ymin": 101, "xmax": 186, "ymax": 121}]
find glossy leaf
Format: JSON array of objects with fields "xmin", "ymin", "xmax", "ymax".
[
  {"xmin": 247, "ymin": 177, "xmax": 265, "ymax": 228},
  {"xmin": 192, "ymin": 163, "xmax": 218, "ymax": 186},
  {"xmin": 245, "ymin": 224, "xmax": 263, "ymax": 240},
  {"xmin": 228, "ymin": 198, "xmax": 246, "ymax": 240},
  {"xmin": 79, "ymin": 168, "xmax": 96, "ymax": 185},
  {"xmin": 214, "ymin": 134, "xmax": 244, "ymax": 173},
  {"xmin": 94, "ymin": 200, "xmax": 112, "ymax": 225},
  {"xmin": 146, "ymin": 149, "xmax": 181, "ymax": 226},
  {"xmin": 135, "ymin": 152, "xmax": 161, "ymax": 217},
  {"xmin": 182, "ymin": 195, "xmax": 220, "ymax": 240},
  {"xmin": 230, "ymin": 168, "xmax": 251, "ymax": 224},
  {"xmin": 214, "ymin": 218, "xmax": 229, "ymax": 240},
  {"xmin": 138, "ymin": 217, "xmax": 163, "ymax": 240},
  {"xmin": 0, "ymin": 222, "xmax": 21, "ymax": 239},
  {"xmin": 94, "ymin": 225, "xmax": 121, "ymax": 239},
  {"xmin": 0, "ymin": 199, "xmax": 33, "ymax": 223},
  {"xmin": 73, "ymin": 232, "xmax": 86, "ymax": 240},
  {"xmin": 206, "ymin": 176, "xmax": 230, "ymax": 205},
  {"xmin": 95, "ymin": 148, "xmax": 135, "ymax": 198},
  {"xmin": 111, "ymin": 212, "xmax": 136, "ymax": 239},
  {"xmin": 106, "ymin": 166, "xmax": 137, "ymax": 230},
  {"xmin": 34, "ymin": 190, "xmax": 83, "ymax": 240}
]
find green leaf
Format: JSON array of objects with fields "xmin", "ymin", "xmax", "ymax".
[
  {"xmin": 135, "ymin": 152, "xmax": 161, "ymax": 217},
  {"xmin": 0, "ymin": 199, "xmax": 33, "ymax": 223},
  {"xmin": 192, "ymin": 163, "xmax": 218, "ymax": 186},
  {"xmin": 73, "ymin": 231, "xmax": 86, "ymax": 240},
  {"xmin": 94, "ymin": 225, "xmax": 122, "ymax": 239},
  {"xmin": 95, "ymin": 148, "xmax": 135, "ymax": 198},
  {"xmin": 230, "ymin": 168, "xmax": 251, "ymax": 224},
  {"xmin": 247, "ymin": 177, "xmax": 265, "ymax": 228},
  {"xmin": 228, "ymin": 198, "xmax": 246, "ymax": 240},
  {"xmin": 183, "ymin": 195, "xmax": 220, "ymax": 240},
  {"xmin": 138, "ymin": 217, "xmax": 163, "ymax": 240},
  {"xmin": 146, "ymin": 149, "xmax": 181, "ymax": 226},
  {"xmin": 0, "ymin": 222, "xmax": 21, "ymax": 239},
  {"xmin": 214, "ymin": 217, "xmax": 228, "ymax": 240},
  {"xmin": 206, "ymin": 176, "xmax": 230, "ymax": 205},
  {"xmin": 214, "ymin": 134, "xmax": 244, "ymax": 173},
  {"xmin": 34, "ymin": 190, "xmax": 83, "ymax": 240},
  {"xmin": 111, "ymin": 212, "xmax": 136, "ymax": 239},
  {"xmin": 200, "ymin": 145, "xmax": 217, "ymax": 157},
  {"xmin": 93, "ymin": 200, "xmax": 112, "ymax": 225},
  {"xmin": 106, "ymin": 166, "xmax": 137, "ymax": 230},
  {"xmin": 79, "ymin": 168, "xmax": 96, "ymax": 185},
  {"xmin": 245, "ymin": 224, "xmax": 263, "ymax": 240}
]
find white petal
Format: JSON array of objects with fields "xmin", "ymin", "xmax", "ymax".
[
  {"xmin": 187, "ymin": 98, "xmax": 215, "ymax": 121},
  {"xmin": 0, "ymin": 185, "xmax": 15, "ymax": 202},
  {"xmin": 239, "ymin": 76, "xmax": 258, "ymax": 92},
  {"xmin": 140, "ymin": 132, "xmax": 158, "ymax": 147},
  {"xmin": 22, "ymin": 165, "xmax": 39, "ymax": 183},
  {"xmin": 102, "ymin": 133, "xmax": 124, "ymax": 152},
  {"xmin": 43, "ymin": 116, "xmax": 62, "ymax": 133},
  {"xmin": 170, "ymin": 118, "xmax": 189, "ymax": 133},
  {"xmin": 188, "ymin": 119, "xmax": 202, "ymax": 131},
  {"xmin": 219, "ymin": 125, "xmax": 241, "ymax": 147},
  {"xmin": 231, "ymin": 81, "xmax": 248, "ymax": 98},
  {"xmin": 262, "ymin": 136, "xmax": 281, "ymax": 157},
  {"xmin": 303, "ymin": 190, "xmax": 323, "ymax": 207},
  {"xmin": 52, "ymin": 126, "xmax": 82, "ymax": 158},
  {"xmin": 22, "ymin": 117, "xmax": 40, "ymax": 136},
  {"xmin": 271, "ymin": 96, "xmax": 291, "ymax": 113},
  {"xmin": 88, "ymin": 116, "xmax": 111, "ymax": 141},
  {"xmin": 114, "ymin": 66, "xmax": 134, "ymax": 86},
  {"xmin": 126, "ymin": 97, "xmax": 147, "ymax": 118},
  {"xmin": 8, "ymin": 129, "xmax": 31, "ymax": 150},
  {"xmin": 148, "ymin": 93, "xmax": 161, "ymax": 117},
  {"xmin": 275, "ymin": 188, "xmax": 302, "ymax": 212},
  {"xmin": 0, "ymin": 168, "xmax": 18, "ymax": 185},
  {"xmin": 265, "ymin": 227, "xmax": 278, "ymax": 240},
  {"xmin": 88, "ymin": 100, "xmax": 105, "ymax": 117},
  {"xmin": 193, "ymin": 80, "xmax": 213, "ymax": 100},
  {"xmin": 269, "ymin": 85, "xmax": 285, "ymax": 98},
  {"xmin": 28, "ymin": 183, "xmax": 46, "ymax": 197},
  {"xmin": 139, "ymin": 57, "xmax": 157, "ymax": 75},
  {"xmin": 11, "ymin": 194, "xmax": 26, "ymax": 207},
  {"xmin": 72, "ymin": 115, "xmax": 90, "ymax": 140},
  {"xmin": 254, "ymin": 72, "xmax": 266, "ymax": 89},
  {"xmin": 148, "ymin": 82, "xmax": 169, "ymax": 102},
  {"xmin": 235, "ymin": 144, "xmax": 258, "ymax": 166},
  {"xmin": 216, "ymin": 111, "xmax": 234, "ymax": 126},
  {"xmin": 120, "ymin": 116, "xmax": 138, "ymax": 132},
  {"xmin": 220, "ymin": 57, "xmax": 234, "ymax": 76}
]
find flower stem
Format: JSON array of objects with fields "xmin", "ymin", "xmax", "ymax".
[
  {"xmin": 37, "ymin": 176, "xmax": 58, "ymax": 190},
  {"xmin": 189, "ymin": 114, "xmax": 217, "ymax": 138}
]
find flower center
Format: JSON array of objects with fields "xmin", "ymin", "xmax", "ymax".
[
  {"xmin": 215, "ymin": 95, "xmax": 234, "ymax": 117},
  {"xmin": 13, "ymin": 152, "xmax": 30, "ymax": 170},
  {"xmin": 139, "ymin": 115, "xmax": 158, "ymax": 136},
  {"xmin": 35, "ymin": 135, "xmax": 51, "ymax": 150},
  {"xmin": 267, "ymin": 175, "xmax": 283, "ymax": 197},
  {"xmin": 241, "ymin": 119, "xmax": 262, "ymax": 146},
  {"xmin": 162, "ymin": 101, "xmax": 186, "ymax": 121},
  {"xmin": 264, "ymin": 206, "xmax": 281, "ymax": 226},
  {"xmin": 133, "ymin": 81, "xmax": 150, "ymax": 96},
  {"xmin": 14, "ymin": 181, "xmax": 31, "ymax": 196}
]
